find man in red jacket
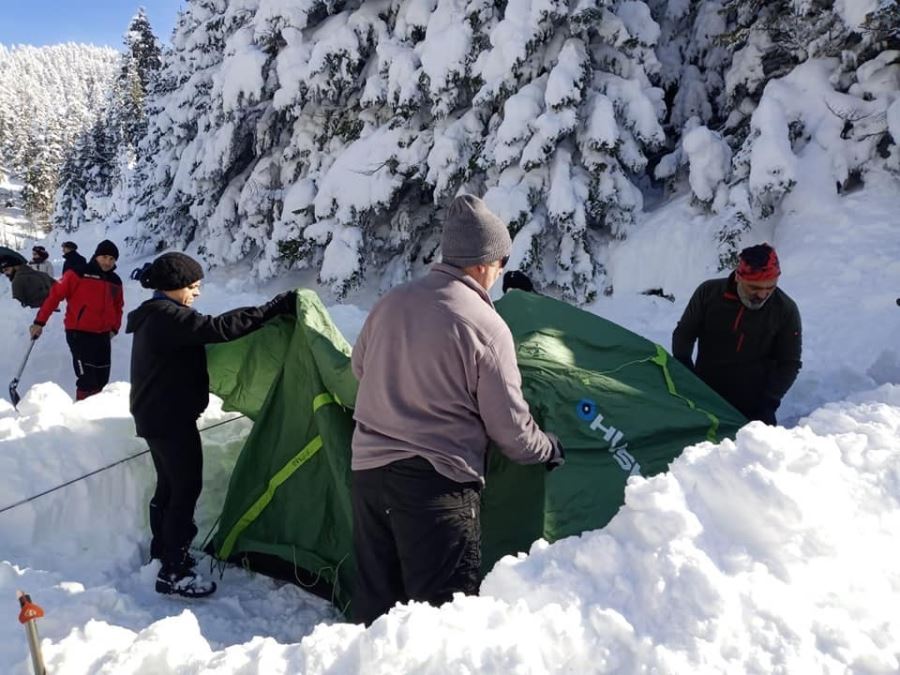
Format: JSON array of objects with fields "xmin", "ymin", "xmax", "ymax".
[{"xmin": 30, "ymin": 240, "xmax": 124, "ymax": 400}]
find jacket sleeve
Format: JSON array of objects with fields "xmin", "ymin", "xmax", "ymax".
[
  {"xmin": 113, "ymin": 284, "xmax": 124, "ymax": 333},
  {"xmin": 351, "ymin": 317, "xmax": 370, "ymax": 381},
  {"xmin": 476, "ymin": 327, "xmax": 555, "ymax": 465},
  {"xmin": 164, "ymin": 304, "xmax": 280, "ymax": 346},
  {"xmin": 764, "ymin": 300, "xmax": 802, "ymax": 402},
  {"xmin": 672, "ymin": 284, "xmax": 705, "ymax": 368},
  {"xmin": 34, "ymin": 271, "xmax": 75, "ymax": 325}
]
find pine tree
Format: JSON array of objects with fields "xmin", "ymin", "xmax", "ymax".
[
  {"xmin": 0, "ymin": 44, "xmax": 118, "ymax": 226},
  {"xmin": 117, "ymin": 9, "xmax": 162, "ymax": 156},
  {"xmin": 127, "ymin": 0, "xmax": 669, "ymax": 301}
]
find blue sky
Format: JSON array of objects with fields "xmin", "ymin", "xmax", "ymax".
[{"xmin": 0, "ymin": 1, "xmax": 185, "ymax": 49}]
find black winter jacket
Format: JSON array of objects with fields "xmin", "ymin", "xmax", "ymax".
[
  {"xmin": 62, "ymin": 250, "xmax": 88, "ymax": 275},
  {"xmin": 672, "ymin": 273, "xmax": 802, "ymax": 422},
  {"xmin": 126, "ymin": 294, "xmax": 289, "ymax": 437}
]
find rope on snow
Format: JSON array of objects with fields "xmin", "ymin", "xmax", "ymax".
[{"xmin": 0, "ymin": 415, "xmax": 247, "ymax": 516}]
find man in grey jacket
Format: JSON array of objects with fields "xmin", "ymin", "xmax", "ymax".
[
  {"xmin": 351, "ymin": 194, "xmax": 564, "ymax": 625},
  {"xmin": 1, "ymin": 257, "xmax": 55, "ymax": 308}
]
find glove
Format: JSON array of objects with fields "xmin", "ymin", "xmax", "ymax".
[
  {"xmin": 544, "ymin": 432, "xmax": 565, "ymax": 472},
  {"xmin": 502, "ymin": 270, "xmax": 535, "ymax": 294},
  {"xmin": 261, "ymin": 290, "xmax": 297, "ymax": 319}
]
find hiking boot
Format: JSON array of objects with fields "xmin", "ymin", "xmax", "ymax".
[
  {"xmin": 155, "ymin": 567, "xmax": 217, "ymax": 598},
  {"xmin": 149, "ymin": 546, "xmax": 197, "ymax": 569}
]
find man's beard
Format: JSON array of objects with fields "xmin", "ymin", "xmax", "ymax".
[{"xmin": 737, "ymin": 283, "xmax": 772, "ymax": 310}]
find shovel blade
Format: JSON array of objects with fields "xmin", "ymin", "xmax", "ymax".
[{"xmin": 9, "ymin": 378, "xmax": 20, "ymax": 408}]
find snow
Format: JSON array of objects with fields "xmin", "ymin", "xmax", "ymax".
[
  {"xmin": 889, "ymin": 98, "xmax": 900, "ymax": 144},
  {"xmin": 417, "ymin": 0, "xmax": 472, "ymax": 98},
  {"xmin": 216, "ymin": 28, "xmax": 268, "ymax": 113},
  {"xmin": 544, "ymin": 39, "xmax": 588, "ymax": 110},
  {"xmin": 833, "ymin": 0, "xmax": 881, "ymax": 29},
  {"xmin": 682, "ymin": 125, "xmax": 732, "ymax": 205}
]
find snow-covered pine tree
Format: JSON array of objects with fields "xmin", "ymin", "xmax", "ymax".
[
  {"xmin": 123, "ymin": 0, "xmax": 668, "ymax": 301},
  {"xmin": 721, "ymin": 0, "xmax": 899, "ymax": 214},
  {"xmin": 124, "ymin": 0, "xmax": 234, "ymax": 255},
  {"xmin": 649, "ymin": 0, "xmax": 733, "ymax": 203},
  {"xmin": 117, "ymin": 9, "xmax": 163, "ymax": 157},
  {"xmin": 650, "ymin": 0, "xmax": 899, "ymax": 268},
  {"xmin": 0, "ymin": 44, "xmax": 118, "ymax": 226}
]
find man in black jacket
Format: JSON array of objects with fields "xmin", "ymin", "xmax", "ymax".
[
  {"xmin": 61, "ymin": 241, "xmax": 87, "ymax": 275},
  {"xmin": 127, "ymin": 252, "xmax": 297, "ymax": 598},
  {"xmin": 672, "ymin": 243, "xmax": 802, "ymax": 425}
]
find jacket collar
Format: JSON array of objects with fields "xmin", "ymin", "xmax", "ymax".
[
  {"xmin": 723, "ymin": 271, "xmax": 739, "ymax": 301},
  {"xmin": 431, "ymin": 262, "xmax": 495, "ymax": 308},
  {"xmin": 152, "ymin": 290, "xmax": 188, "ymax": 308}
]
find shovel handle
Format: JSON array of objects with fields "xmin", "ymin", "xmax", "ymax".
[{"xmin": 14, "ymin": 339, "xmax": 36, "ymax": 381}]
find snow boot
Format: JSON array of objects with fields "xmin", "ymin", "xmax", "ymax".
[
  {"xmin": 155, "ymin": 566, "xmax": 216, "ymax": 598},
  {"xmin": 149, "ymin": 547, "xmax": 198, "ymax": 569}
]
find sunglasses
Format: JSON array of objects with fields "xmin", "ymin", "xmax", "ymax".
[{"xmin": 500, "ymin": 255, "xmax": 510, "ymax": 268}]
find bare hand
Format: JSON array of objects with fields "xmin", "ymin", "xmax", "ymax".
[{"xmin": 29, "ymin": 324, "xmax": 42, "ymax": 339}]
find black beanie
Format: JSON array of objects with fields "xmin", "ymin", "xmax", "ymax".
[
  {"xmin": 141, "ymin": 252, "xmax": 204, "ymax": 291},
  {"xmin": 94, "ymin": 239, "xmax": 119, "ymax": 259},
  {"xmin": 62, "ymin": 241, "xmax": 78, "ymax": 251}
]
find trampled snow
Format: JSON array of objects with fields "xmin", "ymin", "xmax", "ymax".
[{"xmin": 1, "ymin": 176, "xmax": 900, "ymax": 672}]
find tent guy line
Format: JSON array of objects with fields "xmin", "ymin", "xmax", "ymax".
[{"xmin": 0, "ymin": 414, "xmax": 246, "ymax": 516}]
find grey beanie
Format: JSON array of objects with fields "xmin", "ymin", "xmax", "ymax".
[{"xmin": 440, "ymin": 194, "xmax": 512, "ymax": 267}]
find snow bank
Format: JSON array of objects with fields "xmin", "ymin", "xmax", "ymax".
[{"xmin": 5, "ymin": 386, "xmax": 899, "ymax": 674}]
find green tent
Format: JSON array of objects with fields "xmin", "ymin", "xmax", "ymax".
[{"xmin": 208, "ymin": 289, "xmax": 746, "ymax": 613}]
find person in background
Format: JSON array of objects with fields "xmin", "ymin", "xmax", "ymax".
[
  {"xmin": 30, "ymin": 245, "xmax": 54, "ymax": 276},
  {"xmin": 1, "ymin": 256, "xmax": 55, "ymax": 308},
  {"xmin": 30, "ymin": 240, "xmax": 124, "ymax": 400},
  {"xmin": 502, "ymin": 269, "xmax": 536, "ymax": 294},
  {"xmin": 672, "ymin": 243, "xmax": 802, "ymax": 425},
  {"xmin": 61, "ymin": 241, "xmax": 87, "ymax": 275},
  {"xmin": 350, "ymin": 194, "xmax": 564, "ymax": 626},
  {"xmin": 128, "ymin": 252, "xmax": 297, "ymax": 598}
]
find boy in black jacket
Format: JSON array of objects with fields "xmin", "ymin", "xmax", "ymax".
[{"xmin": 127, "ymin": 252, "xmax": 296, "ymax": 598}]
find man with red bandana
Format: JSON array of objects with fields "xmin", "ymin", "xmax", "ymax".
[{"xmin": 672, "ymin": 243, "xmax": 802, "ymax": 424}]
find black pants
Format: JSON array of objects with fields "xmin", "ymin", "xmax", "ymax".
[
  {"xmin": 351, "ymin": 456, "xmax": 482, "ymax": 626},
  {"xmin": 146, "ymin": 426, "xmax": 203, "ymax": 570},
  {"xmin": 65, "ymin": 330, "xmax": 111, "ymax": 397}
]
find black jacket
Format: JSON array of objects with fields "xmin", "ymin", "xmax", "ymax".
[
  {"xmin": 62, "ymin": 250, "xmax": 88, "ymax": 275},
  {"xmin": 126, "ymin": 295, "xmax": 289, "ymax": 438},
  {"xmin": 672, "ymin": 273, "xmax": 802, "ymax": 422}
]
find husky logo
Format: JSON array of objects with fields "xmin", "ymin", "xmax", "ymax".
[{"xmin": 577, "ymin": 399, "xmax": 641, "ymax": 476}]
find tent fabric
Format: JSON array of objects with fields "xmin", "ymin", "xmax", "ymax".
[{"xmin": 208, "ymin": 289, "xmax": 746, "ymax": 612}]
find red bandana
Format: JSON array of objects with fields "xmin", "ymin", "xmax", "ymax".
[{"xmin": 737, "ymin": 246, "xmax": 780, "ymax": 281}]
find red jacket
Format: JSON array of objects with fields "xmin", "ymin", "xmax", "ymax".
[{"xmin": 35, "ymin": 262, "xmax": 124, "ymax": 334}]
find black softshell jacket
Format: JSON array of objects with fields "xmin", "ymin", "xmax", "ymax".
[
  {"xmin": 672, "ymin": 273, "xmax": 802, "ymax": 420},
  {"xmin": 126, "ymin": 296, "xmax": 279, "ymax": 438}
]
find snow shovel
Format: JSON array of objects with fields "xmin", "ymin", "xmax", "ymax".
[{"xmin": 8, "ymin": 339, "xmax": 36, "ymax": 409}]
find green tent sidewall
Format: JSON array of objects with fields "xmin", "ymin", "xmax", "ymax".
[{"xmin": 208, "ymin": 289, "xmax": 747, "ymax": 613}]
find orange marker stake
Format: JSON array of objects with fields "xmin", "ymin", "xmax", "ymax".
[{"xmin": 16, "ymin": 591, "xmax": 47, "ymax": 675}]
